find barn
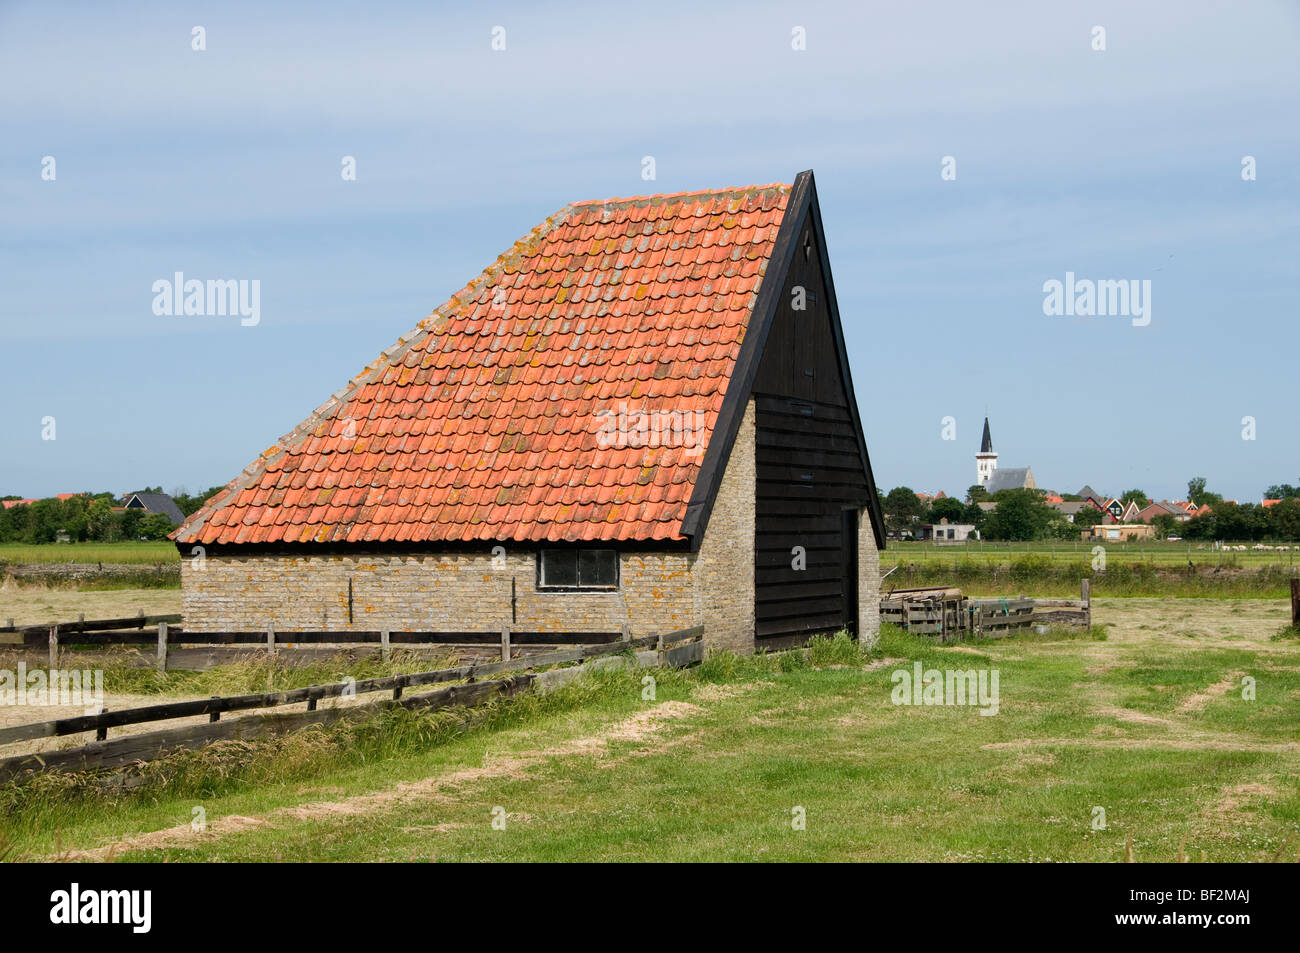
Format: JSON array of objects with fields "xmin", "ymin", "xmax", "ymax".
[{"xmin": 174, "ymin": 170, "xmax": 885, "ymax": 654}]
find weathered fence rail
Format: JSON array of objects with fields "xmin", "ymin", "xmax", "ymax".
[
  {"xmin": 0, "ymin": 625, "xmax": 706, "ymax": 781},
  {"xmin": 0, "ymin": 612, "xmax": 181, "ymax": 636},
  {"xmin": 2, "ymin": 613, "xmax": 647, "ymax": 671},
  {"xmin": 20, "ymin": 628, "xmax": 626, "ymax": 647}
]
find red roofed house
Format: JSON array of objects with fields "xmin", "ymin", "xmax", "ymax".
[{"xmin": 175, "ymin": 171, "xmax": 885, "ymax": 653}]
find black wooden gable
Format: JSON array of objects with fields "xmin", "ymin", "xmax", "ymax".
[{"xmin": 682, "ymin": 170, "xmax": 885, "ymax": 555}]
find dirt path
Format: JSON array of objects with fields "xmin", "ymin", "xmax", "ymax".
[
  {"xmin": 1176, "ymin": 672, "xmax": 1245, "ymax": 713},
  {"xmin": 58, "ymin": 699, "xmax": 708, "ymax": 861}
]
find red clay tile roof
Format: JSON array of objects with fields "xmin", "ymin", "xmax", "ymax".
[{"xmin": 176, "ymin": 183, "xmax": 793, "ymax": 546}]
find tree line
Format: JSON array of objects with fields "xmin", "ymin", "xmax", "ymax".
[
  {"xmin": 0, "ymin": 487, "xmax": 225, "ymax": 544},
  {"xmin": 881, "ymin": 477, "xmax": 1300, "ymax": 542}
]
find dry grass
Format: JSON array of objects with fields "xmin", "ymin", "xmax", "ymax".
[{"xmin": 0, "ymin": 585, "xmax": 180, "ymax": 628}]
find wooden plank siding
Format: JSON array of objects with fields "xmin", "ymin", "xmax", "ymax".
[{"xmin": 750, "ymin": 209, "xmax": 871, "ymax": 646}]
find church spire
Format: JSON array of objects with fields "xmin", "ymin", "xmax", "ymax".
[{"xmin": 976, "ymin": 416, "xmax": 997, "ymax": 487}]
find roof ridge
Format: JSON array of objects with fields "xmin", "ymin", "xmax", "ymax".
[{"xmin": 569, "ymin": 182, "xmax": 790, "ymax": 210}]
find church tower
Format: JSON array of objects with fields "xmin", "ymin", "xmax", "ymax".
[{"xmin": 976, "ymin": 416, "xmax": 998, "ymax": 487}]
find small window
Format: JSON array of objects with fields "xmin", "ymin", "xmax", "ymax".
[{"xmin": 538, "ymin": 549, "xmax": 619, "ymax": 590}]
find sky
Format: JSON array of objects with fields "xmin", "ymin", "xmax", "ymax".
[{"xmin": 1, "ymin": 0, "xmax": 1297, "ymax": 504}]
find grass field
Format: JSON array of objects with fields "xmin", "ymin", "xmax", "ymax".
[
  {"xmin": 884, "ymin": 541, "xmax": 1299, "ymax": 598},
  {"xmin": 0, "ymin": 542, "xmax": 178, "ymax": 566},
  {"xmin": 3, "ymin": 597, "xmax": 1296, "ymax": 862},
  {"xmin": 889, "ymin": 539, "xmax": 1300, "ymax": 567}
]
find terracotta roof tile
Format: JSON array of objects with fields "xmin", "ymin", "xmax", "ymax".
[{"xmin": 176, "ymin": 183, "xmax": 791, "ymax": 546}]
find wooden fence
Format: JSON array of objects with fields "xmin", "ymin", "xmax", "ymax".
[
  {"xmin": 2, "ymin": 612, "xmax": 640, "ymax": 671},
  {"xmin": 880, "ymin": 581, "xmax": 1090, "ymax": 642},
  {"xmin": 0, "ymin": 625, "xmax": 705, "ymax": 782}
]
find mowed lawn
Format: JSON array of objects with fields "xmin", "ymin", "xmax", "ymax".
[{"xmin": 6, "ymin": 598, "xmax": 1297, "ymax": 863}]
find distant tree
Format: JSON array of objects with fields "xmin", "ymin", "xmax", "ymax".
[
  {"xmin": 982, "ymin": 489, "xmax": 1057, "ymax": 541},
  {"xmin": 1151, "ymin": 513, "xmax": 1178, "ymax": 539},
  {"xmin": 138, "ymin": 513, "xmax": 176, "ymax": 541},
  {"xmin": 1059, "ymin": 493, "xmax": 1082, "ymax": 502},
  {"xmin": 929, "ymin": 497, "xmax": 965, "ymax": 523},
  {"xmin": 1202, "ymin": 502, "xmax": 1268, "ymax": 541},
  {"xmin": 961, "ymin": 502, "xmax": 987, "ymax": 528},
  {"xmin": 882, "ymin": 487, "xmax": 927, "ymax": 536},
  {"xmin": 1119, "ymin": 488, "xmax": 1150, "ymax": 509},
  {"xmin": 1268, "ymin": 498, "xmax": 1300, "ymax": 539},
  {"xmin": 172, "ymin": 485, "xmax": 228, "ymax": 517},
  {"xmin": 966, "ymin": 484, "xmax": 989, "ymax": 503},
  {"xmin": 1187, "ymin": 477, "xmax": 1223, "ymax": 508},
  {"xmin": 118, "ymin": 507, "xmax": 143, "ymax": 541},
  {"xmin": 1073, "ymin": 505, "xmax": 1105, "ymax": 528},
  {"xmin": 86, "ymin": 496, "xmax": 115, "ymax": 540},
  {"xmin": 1265, "ymin": 483, "xmax": 1300, "ymax": 500}
]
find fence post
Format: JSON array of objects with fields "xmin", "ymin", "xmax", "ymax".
[
  {"xmin": 1291, "ymin": 578, "xmax": 1299, "ymax": 628},
  {"xmin": 620, "ymin": 623, "xmax": 631, "ymax": 642},
  {"xmin": 209, "ymin": 696, "xmax": 220, "ymax": 722},
  {"xmin": 500, "ymin": 626, "xmax": 511, "ymax": 662},
  {"xmin": 156, "ymin": 622, "xmax": 169, "ymax": 672},
  {"xmin": 266, "ymin": 626, "xmax": 275, "ymax": 657},
  {"xmin": 380, "ymin": 629, "xmax": 391, "ymax": 661},
  {"xmin": 48, "ymin": 625, "xmax": 58, "ymax": 669},
  {"xmin": 1082, "ymin": 578, "xmax": 1091, "ymax": 629},
  {"xmin": 96, "ymin": 707, "xmax": 109, "ymax": 742}
]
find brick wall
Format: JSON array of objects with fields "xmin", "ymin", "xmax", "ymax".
[
  {"xmin": 691, "ymin": 399, "xmax": 756, "ymax": 654},
  {"xmin": 858, "ymin": 506, "xmax": 882, "ymax": 648},
  {"xmin": 182, "ymin": 399, "xmax": 760, "ymax": 652},
  {"xmin": 181, "ymin": 550, "xmax": 693, "ymax": 636}
]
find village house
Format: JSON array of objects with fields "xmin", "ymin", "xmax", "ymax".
[
  {"xmin": 1047, "ymin": 500, "xmax": 1095, "ymax": 523},
  {"xmin": 1083, "ymin": 523, "xmax": 1154, "ymax": 542},
  {"xmin": 123, "ymin": 491, "xmax": 186, "ymax": 525},
  {"xmin": 1134, "ymin": 500, "xmax": 1193, "ymax": 525},
  {"xmin": 174, "ymin": 172, "xmax": 885, "ymax": 653},
  {"xmin": 916, "ymin": 520, "xmax": 977, "ymax": 542}
]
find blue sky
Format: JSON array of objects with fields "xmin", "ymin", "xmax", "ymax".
[{"xmin": 1, "ymin": 0, "xmax": 1297, "ymax": 504}]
